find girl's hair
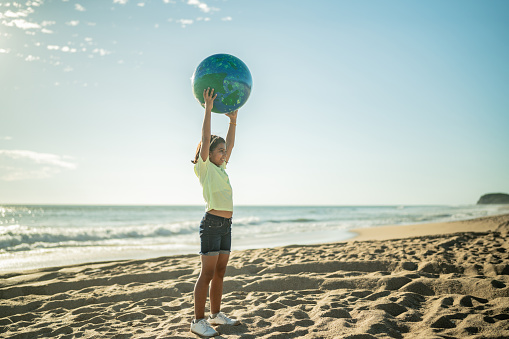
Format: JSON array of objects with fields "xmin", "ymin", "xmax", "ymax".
[{"xmin": 191, "ymin": 135, "xmax": 225, "ymax": 164}]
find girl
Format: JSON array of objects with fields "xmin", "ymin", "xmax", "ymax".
[{"xmin": 190, "ymin": 88, "xmax": 240, "ymax": 337}]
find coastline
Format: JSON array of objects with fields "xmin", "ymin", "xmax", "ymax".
[
  {"xmin": 1, "ymin": 213, "xmax": 508, "ymax": 338},
  {"xmin": 348, "ymin": 212, "xmax": 509, "ymax": 241},
  {"xmin": 2, "ymin": 204, "xmax": 507, "ymax": 274}
]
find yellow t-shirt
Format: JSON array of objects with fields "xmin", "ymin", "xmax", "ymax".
[{"xmin": 194, "ymin": 156, "xmax": 233, "ymax": 212}]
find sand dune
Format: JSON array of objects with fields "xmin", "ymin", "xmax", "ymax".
[{"xmin": 1, "ymin": 214, "xmax": 508, "ymax": 338}]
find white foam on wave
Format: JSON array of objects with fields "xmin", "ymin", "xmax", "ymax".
[
  {"xmin": 232, "ymin": 215, "xmax": 261, "ymax": 226},
  {"xmin": 0, "ymin": 220, "xmax": 199, "ymax": 252}
]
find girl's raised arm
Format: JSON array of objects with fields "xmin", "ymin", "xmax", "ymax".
[
  {"xmin": 225, "ymin": 109, "xmax": 237, "ymax": 164},
  {"xmin": 200, "ymin": 88, "xmax": 216, "ymax": 162}
]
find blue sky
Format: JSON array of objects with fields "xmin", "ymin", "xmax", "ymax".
[{"xmin": 1, "ymin": 0, "xmax": 508, "ymax": 205}]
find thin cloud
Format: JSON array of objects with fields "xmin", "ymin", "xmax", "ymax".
[
  {"xmin": 46, "ymin": 45, "xmax": 77, "ymax": 53},
  {"xmin": 62, "ymin": 46, "xmax": 77, "ymax": 53},
  {"xmin": 25, "ymin": 55, "xmax": 40, "ymax": 61},
  {"xmin": 75, "ymin": 4, "xmax": 86, "ymax": 12},
  {"xmin": 187, "ymin": 0, "xmax": 217, "ymax": 13},
  {"xmin": 92, "ymin": 48, "xmax": 111, "ymax": 56},
  {"xmin": 176, "ymin": 19, "xmax": 193, "ymax": 28},
  {"xmin": 113, "ymin": 0, "xmax": 129, "ymax": 4},
  {"xmin": 3, "ymin": 10, "xmax": 29, "ymax": 18},
  {"xmin": 0, "ymin": 150, "xmax": 77, "ymax": 181},
  {"xmin": 3, "ymin": 19, "xmax": 41, "ymax": 30}
]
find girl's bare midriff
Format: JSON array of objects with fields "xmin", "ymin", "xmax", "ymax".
[{"xmin": 208, "ymin": 209, "xmax": 233, "ymax": 219}]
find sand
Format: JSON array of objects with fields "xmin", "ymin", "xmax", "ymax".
[{"xmin": 1, "ymin": 214, "xmax": 508, "ymax": 338}]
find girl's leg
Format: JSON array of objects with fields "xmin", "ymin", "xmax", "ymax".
[
  {"xmin": 194, "ymin": 255, "xmax": 219, "ymax": 320},
  {"xmin": 209, "ymin": 253, "xmax": 230, "ymax": 314}
]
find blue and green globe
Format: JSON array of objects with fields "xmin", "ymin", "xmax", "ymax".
[{"xmin": 191, "ymin": 54, "xmax": 252, "ymax": 114}]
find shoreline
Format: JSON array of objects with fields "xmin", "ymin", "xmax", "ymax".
[
  {"xmin": 1, "ymin": 212, "xmax": 508, "ymax": 275},
  {"xmin": 348, "ymin": 212, "xmax": 509, "ymax": 242}
]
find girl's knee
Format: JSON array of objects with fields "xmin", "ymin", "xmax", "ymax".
[
  {"xmin": 214, "ymin": 265, "xmax": 227, "ymax": 278},
  {"xmin": 199, "ymin": 269, "xmax": 216, "ymax": 282}
]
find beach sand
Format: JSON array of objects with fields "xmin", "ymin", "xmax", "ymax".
[{"xmin": 1, "ymin": 214, "xmax": 508, "ymax": 338}]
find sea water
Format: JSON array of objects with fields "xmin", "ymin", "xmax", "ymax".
[{"xmin": 0, "ymin": 204, "xmax": 507, "ymax": 272}]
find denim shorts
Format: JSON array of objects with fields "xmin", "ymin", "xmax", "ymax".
[{"xmin": 199, "ymin": 213, "xmax": 232, "ymax": 256}]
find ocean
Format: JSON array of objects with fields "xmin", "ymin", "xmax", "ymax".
[{"xmin": 1, "ymin": 204, "xmax": 507, "ymax": 273}]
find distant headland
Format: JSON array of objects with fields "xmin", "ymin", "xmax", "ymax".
[{"xmin": 477, "ymin": 193, "xmax": 509, "ymax": 204}]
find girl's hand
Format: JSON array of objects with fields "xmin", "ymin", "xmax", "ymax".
[
  {"xmin": 203, "ymin": 88, "xmax": 217, "ymax": 111},
  {"xmin": 226, "ymin": 110, "xmax": 238, "ymax": 122}
]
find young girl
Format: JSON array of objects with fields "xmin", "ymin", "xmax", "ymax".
[{"xmin": 190, "ymin": 87, "xmax": 240, "ymax": 337}]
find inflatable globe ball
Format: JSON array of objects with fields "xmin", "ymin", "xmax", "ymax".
[{"xmin": 191, "ymin": 54, "xmax": 252, "ymax": 114}]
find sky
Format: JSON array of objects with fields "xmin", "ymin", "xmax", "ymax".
[{"xmin": 1, "ymin": 0, "xmax": 508, "ymax": 206}]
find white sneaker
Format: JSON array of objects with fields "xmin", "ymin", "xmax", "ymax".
[
  {"xmin": 190, "ymin": 318, "xmax": 219, "ymax": 337},
  {"xmin": 208, "ymin": 312, "xmax": 240, "ymax": 326}
]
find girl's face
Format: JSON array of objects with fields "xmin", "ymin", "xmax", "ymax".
[{"xmin": 210, "ymin": 142, "xmax": 227, "ymax": 167}]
